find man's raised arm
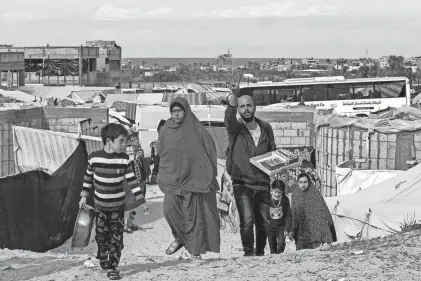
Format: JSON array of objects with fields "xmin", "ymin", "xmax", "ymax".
[{"xmin": 224, "ymin": 93, "xmax": 242, "ymax": 134}]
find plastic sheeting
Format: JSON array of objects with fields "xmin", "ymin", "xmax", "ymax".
[
  {"xmin": 335, "ymin": 160, "xmax": 402, "ymax": 196},
  {"xmin": 325, "ymin": 162, "xmax": 421, "ymax": 242},
  {"xmin": 371, "ymin": 106, "xmax": 421, "ymax": 120},
  {"xmin": 315, "ymin": 106, "xmax": 421, "ymax": 133},
  {"xmin": 0, "ymin": 142, "xmax": 88, "ymax": 252}
]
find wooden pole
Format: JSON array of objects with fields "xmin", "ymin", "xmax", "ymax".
[
  {"xmin": 79, "ymin": 44, "xmax": 83, "ymax": 86},
  {"xmin": 87, "ymin": 47, "xmax": 90, "ymax": 85},
  {"xmin": 47, "ymin": 55, "xmax": 50, "ymax": 85},
  {"xmin": 29, "ymin": 55, "xmax": 31, "ymax": 83}
]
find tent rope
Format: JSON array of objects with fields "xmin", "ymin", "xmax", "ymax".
[
  {"xmin": 356, "ymin": 208, "xmax": 372, "ymax": 241},
  {"xmin": 331, "ymin": 201, "xmax": 340, "ymax": 218}
]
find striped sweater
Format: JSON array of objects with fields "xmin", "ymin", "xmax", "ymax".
[{"xmin": 81, "ymin": 150, "xmax": 146, "ymax": 211}]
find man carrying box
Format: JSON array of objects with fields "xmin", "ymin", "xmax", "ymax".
[{"xmin": 224, "ymin": 91, "xmax": 276, "ymax": 256}]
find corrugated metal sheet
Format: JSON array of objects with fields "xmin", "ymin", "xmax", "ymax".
[
  {"xmin": 13, "ymin": 126, "xmax": 79, "ymax": 175},
  {"xmin": 172, "ymin": 84, "xmax": 227, "ymax": 104},
  {"xmin": 84, "ymin": 138, "xmax": 103, "ymax": 155},
  {"xmin": 126, "ymin": 103, "xmax": 137, "ymax": 120},
  {"xmin": 162, "ymin": 92, "xmax": 208, "ymax": 105}
]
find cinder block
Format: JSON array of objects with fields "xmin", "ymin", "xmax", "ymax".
[
  {"xmin": 379, "ymin": 142, "xmax": 388, "ymax": 159},
  {"xmin": 269, "ymin": 122, "xmax": 278, "ymax": 129},
  {"xmin": 332, "ymin": 139, "xmax": 338, "ymax": 154},
  {"xmin": 353, "ymin": 130, "xmax": 361, "ymax": 140},
  {"xmin": 338, "ymin": 128, "xmax": 345, "ymax": 139},
  {"xmin": 298, "ymin": 129, "xmax": 310, "ymax": 137},
  {"xmin": 387, "ymin": 143, "xmax": 396, "ymax": 159},
  {"xmin": 387, "ymin": 159, "xmax": 395, "ymax": 169},
  {"xmin": 379, "ymin": 134, "xmax": 387, "ymax": 142},
  {"xmin": 276, "ymin": 122, "xmax": 292, "ymax": 130},
  {"xmin": 379, "ymin": 159, "xmax": 387, "ymax": 169},
  {"xmin": 361, "ymin": 141, "xmax": 367, "ymax": 158},
  {"xmin": 54, "ymin": 125, "xmax": 66, "ymax": 132},
  {"xmin": 337, "ymin": 140, "xmax": 344, "ymax": 156},
  {"xmin": 290, "ymin": 137, "xmax": 306, "ymax": 145},
  {"xmin": 68, "ymin": 126, "xmax": 78, "ymax": 133},
  {"xmin": 387, "ymin": 134, "xmax": 397, "ymax": 142},
  {"xmin": 275, "ymin": 137, "xmax": 291, "ymax": 145},
  {"xmin": 370, "ymin": 141, "xmax": 378, "ymax": 159},
  {"xmin": 283, "ymin": 130, "xmax": 298, "ymax": 137},
  {"xmin": 61, "ymin": 118, "xmax": 73, "ymax": 125},
  {"xmin": 291, "ymin": 122, "xmax": 307, "ymax": 130},
  {"xmin": 273, "ymin": 130, "xmax": 283, "ymax": 137}
]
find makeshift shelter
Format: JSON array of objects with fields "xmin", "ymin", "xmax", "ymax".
[
  {"xmin": 0, "ymin": 89, "xmax": 36, "ymax": 103},
  {"xmin": 67, "ymin": 91, "xmax": 106, "ymax": 104},
  {"xmin": 0, "ymin": 127, "xmax": 92, "ymax": 252},
  {"xmin": 335, "ymin": 159, "xmax": 402, "ymax": 196},
  {"xmin": 326, "ymin": 162, "xmax": 421, "ymax": 243},
  {"xmin": 162, "ymin": 84, "xmax": 227, "ymax": 105},
  {"xmin": 19, "ymin": 85, "xmax": 115, "ymax": 99},
  {"xmin": 315, "ymin": 106, "xmax": 421, "ymax": 197}
]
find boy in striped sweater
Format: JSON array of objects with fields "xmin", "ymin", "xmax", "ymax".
[{"xmin": 79, "ymin": 123, "xmax": 149, "ymax": 280}]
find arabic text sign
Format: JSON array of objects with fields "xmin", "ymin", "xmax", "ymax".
[{"xmin": 342, "ymin": 100, "xmax": 382, "ymax": 106}]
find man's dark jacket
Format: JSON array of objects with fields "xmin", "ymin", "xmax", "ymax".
[{"xmin": 224, "ymin": 104, "xmax": 276, "ymax": 191}]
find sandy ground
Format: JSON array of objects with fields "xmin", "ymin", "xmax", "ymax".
[{"xmin": 1, "ymin": 185, "xmax": 421, "ymax": 281}]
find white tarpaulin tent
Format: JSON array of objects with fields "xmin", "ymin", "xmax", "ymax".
[
  {"xmin": 325, "ymin": 163, "xmax": 421, "ymax": 242},
  {"xmin": 134, "ymin": 106, "xmax": 227, "ymax": 157},
  {"xmin": 335, "ymin": 159, "xmax": 402, "ymax": 196}
]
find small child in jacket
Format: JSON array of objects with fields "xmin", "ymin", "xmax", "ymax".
[
  {"xmin": 124, "ymin": 211, "xmax": 141, "ymax": 233},
  {"xmin": 79, "ymin": 123, "xmax": 150, "ymax": 280},
  {"xmin": 267, "ymin": 179, "xmax": 292, "ymax": 254},
  {"xmin": 149, "ymin": 119, "xmax": 166, "ymax": 185}
]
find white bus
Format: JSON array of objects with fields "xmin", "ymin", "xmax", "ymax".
[{"xmin": 239, "ymin": 76, "xmax": 411, "ymax": 116}]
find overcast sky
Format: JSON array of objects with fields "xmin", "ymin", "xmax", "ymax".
[{"xmin": 1, "ymin": 0, "xmax": 420, "ymax": 58}]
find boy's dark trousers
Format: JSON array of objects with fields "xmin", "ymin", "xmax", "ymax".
[
  {"xmin": 95, "ymin": 209, "xmax": 125, "ymax": 269},
  {"xmin": 268, "ymin": 224, "xmax": 286, "ymax": 254}
]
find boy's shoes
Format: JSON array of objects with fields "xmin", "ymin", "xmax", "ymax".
[
  {"xmin": 107, "ymin": 269, "xmax": 121, "ymax": 280},
  {"xmin": 100, "ymin": 261, "xmax": 113, "ymax": 270}
]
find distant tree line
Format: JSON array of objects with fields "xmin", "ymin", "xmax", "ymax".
[{"xmin": 127, "ymin": 56, "xmax": 421, "ymax": 86}]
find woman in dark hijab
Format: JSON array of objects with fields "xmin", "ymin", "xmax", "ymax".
[
  {"xmin": 157, "ymin": 97, "xmax": 221, "ymax": 259},
  {"xmin": 288, "ymin": 172, "xmax": 337, "ymax": 250}
]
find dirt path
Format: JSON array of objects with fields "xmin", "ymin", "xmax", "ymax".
[{"xmin": 1, "ymin": 185, "xmax": 421, "ymax": 281}]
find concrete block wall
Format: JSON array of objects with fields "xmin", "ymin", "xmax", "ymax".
[
  {"xmin": 317, "ymin": 126, "xmax": 421, "ymax": 197},
  {"xmin": 255, "ymin": 111, "xmax": 315, "ymax": 148},
  {"xmin": 43, "ymin": 107, "xmax": 109, "ymax": 137},
  {"xmin": 0, "ymin": 108, "xmax": 47, "ymax": 177}
]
